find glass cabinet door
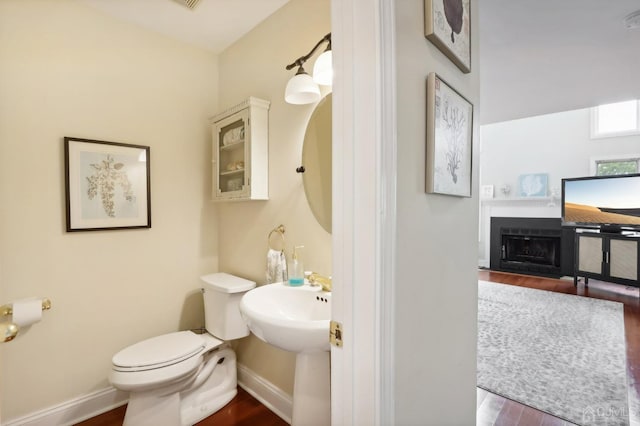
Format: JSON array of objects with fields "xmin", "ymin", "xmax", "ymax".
[
  {"xmin": 214, "ymin": 110, "xmax": 248, "ymax": 198},
  {"xmin": 210, "ymin": 97, "xmax": 269, "ymax": 201}
]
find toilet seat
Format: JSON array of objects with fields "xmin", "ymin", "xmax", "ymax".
[
  {"xmin": 110, "ymin": 331, "xmax": 215, "ymax": 392},
  {"xmin": 113, "ymin": 331, "xmax": 205, "ymax": 372}
]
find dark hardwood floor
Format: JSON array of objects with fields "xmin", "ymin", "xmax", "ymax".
[
  {"xmin": 477, "ymin": 270, "xmax": 640, "ymax": 426},
  {"xmin": 74, "ymin": 387, "xmax": 287, "ymax": 426},
  {"xmin": 78, "ymin": 270, "xmax": 640, "ymax": 425}
]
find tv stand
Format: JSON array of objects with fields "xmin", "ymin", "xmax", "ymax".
[{"xmin": 573, "ymin": 230, "xmax": 640, "ymax": 291}]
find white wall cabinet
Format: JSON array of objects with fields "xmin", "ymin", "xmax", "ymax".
[
  {"xmin": 210, "ymin": 97, "xmax": 270, "ymax": 201},
  {"xmin": 574, "ymin": 231, "xmax": 640, "ymax": 288}
]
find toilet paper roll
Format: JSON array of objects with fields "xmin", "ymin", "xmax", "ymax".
[{"xmin": 12, "ymin": 298, "xmax": 43, "ymax": 327}]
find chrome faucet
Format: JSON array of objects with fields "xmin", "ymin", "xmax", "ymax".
[{"xmin": 307, "ymin": 272, "xmax": 332, "ymax": 292}]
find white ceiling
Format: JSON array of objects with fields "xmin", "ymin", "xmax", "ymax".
[
  {"xmin": 479, "ymin": 0, "xmax": 640, "ymax": 124},
  {"xmin": 82, "ymin": 0, "xmax": 290, "ymax": 54},
  {"xmin": 81, "ymin": 0, "xmax": 640, "ymax": 124}
]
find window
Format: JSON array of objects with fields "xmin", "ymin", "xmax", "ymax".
[
  {"xmin": 591, "ymin": 100, "xmax": 640, "ymax": 138},
  {"xmin": 591, "ymin": 155, "xmax": 640, "ymax": 176}
]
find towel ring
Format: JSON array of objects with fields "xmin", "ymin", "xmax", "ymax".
[{"xmin": 268, "ymin": 225, "xmax": 286, "ymax": 252}]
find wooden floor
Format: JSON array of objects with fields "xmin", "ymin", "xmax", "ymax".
[
  {"xmin": 74, "ymin": 387, "xmax": 287, "ymax": 426},
  {"xmin": 477, "ymin": 270, "xmax": 640, "ymax": 426},
  {"xmin": 78, "ymin": 270, "xmax": 640, "ymax": 426}
]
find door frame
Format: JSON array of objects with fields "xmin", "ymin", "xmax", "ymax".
[{"xmin": 330, "ymin": 0, "xmax": 397, "ymax": 424}]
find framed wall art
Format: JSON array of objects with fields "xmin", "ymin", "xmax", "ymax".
[
  {"xmin": 426, "ymin": 72, "xmax": 473, "ymax": 197},
  {"xmin": 424, "ymin": 0, "xmax": 471, "ymax": 73},
  {"xmin": 64, "ymin": 137, "xmax": 151, "ymax": 231},
  {"xmin": 480, "ymin": 184, "xmax": 495, "ymax": 199},
  {"xmin": 517, "ymin": 173, "xmax": 548, "ymax": 198}
]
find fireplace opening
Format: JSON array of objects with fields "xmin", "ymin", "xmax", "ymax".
[{"xmin": 501, "ymin": 234, "xmax": 561, "ymax": 268}]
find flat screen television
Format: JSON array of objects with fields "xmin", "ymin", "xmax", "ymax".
[{"xmin": 561, "ymin": 173, "xmax": 640, "ymax": 232}]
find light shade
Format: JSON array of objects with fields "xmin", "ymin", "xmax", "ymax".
[
  {"xmin": 312, "ymin": 50, "xmax": 333, "ymax": 86},
  {"xmin": 285, "ymin": 68, "xmax": 321, "ymax": 105}
]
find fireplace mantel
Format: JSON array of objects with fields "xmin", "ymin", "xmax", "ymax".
[{"xmin": 481, "ymin": 197, "xmax": 556, "ymax": 206}]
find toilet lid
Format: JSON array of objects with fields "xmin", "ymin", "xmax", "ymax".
[
  {"xmin": 112, "ymin": 331, "xmax": 205, "ymax": 371},
  {"xmin": 200, "ymin": 272, "xmax": 256, "ymax": 293}
]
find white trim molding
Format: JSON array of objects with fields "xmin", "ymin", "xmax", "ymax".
[
  {"xmin": 2, "ymin": 387, "xmax": 128, "ymax": 426},
  {"xmin": 2, "ymin": 364, "xmax": 293, "ymax": 426},
  {"xmin": 236, "ymin": 363, "xmax": 292, "ymax": 424},
  {"xmin": 331, "ymin": 0, "xmax": 397, "ymax": 424},
  {"xmin": 378, "ymin": 0, "xmax": 398, "ymax": 424},
  {"xmin": 1, "ymin": 366, "xmax": 292, "ymax": 426}
]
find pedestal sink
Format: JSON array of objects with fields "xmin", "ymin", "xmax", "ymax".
[{"xmin": 239, "ymin": 282, "xmax": 331, "ymax": 426}]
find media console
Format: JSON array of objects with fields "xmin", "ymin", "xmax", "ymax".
[{"xmin": 573, "ymin": 229, "xmax": 640, "ymax": 290}]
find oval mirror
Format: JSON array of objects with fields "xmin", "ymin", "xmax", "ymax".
[{"xmin": 302, "ymin": 93, "xmax": 332, "ymax": 233}]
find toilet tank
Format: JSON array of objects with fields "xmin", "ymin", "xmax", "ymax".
[{"xmin": 200, "ymin": 273, "xmax": 256, "ymax": 340}]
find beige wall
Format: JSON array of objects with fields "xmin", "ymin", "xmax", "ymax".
[
  {"xmin": 0, "ymin": 1, "xmax": 218, "ymax": 420},
  {"xmin": 394, "ymin": 0, "xmax": 480, "ymax": 424},
  {"xmin": 216, "ymin": 0, "xmax": 331, "ymax": 394}
]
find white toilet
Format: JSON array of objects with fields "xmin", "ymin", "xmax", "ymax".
[{"xmin": 109, "ymin": 273, "xmax": 256, "ymax": 426}]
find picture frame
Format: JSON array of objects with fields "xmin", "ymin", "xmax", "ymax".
[
  {"xmin": 480, "ymin": 184, "xmax": 495, "ymax": 199},
  {"xmin": 426, "ymin": 72, "xmax": 473, "ymax": 197},
  {"xmin": 424, "ymin": 0, "xmax": 471, "ymax": 73},
  {"xmin": 64, "ymin": 137, "xmax": 151, "ymax": 232},
  {"xmin": 517, "ymin": 173, "xmax": 548, "ymax": 198}
]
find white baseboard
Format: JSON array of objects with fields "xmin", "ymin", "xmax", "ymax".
[
  {"xmin": 237, "ymin": 363, "xmax": 292, "ymax": 424},
  {"xmin": 2, "ymin": 365, "xmax": 291, "ymax": 426},
  {"xmin": 2, "ymin": 387, "xmax": 128, "ymax": 426}
]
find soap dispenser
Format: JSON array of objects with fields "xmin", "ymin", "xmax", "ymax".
[{"xmin": 288, "ymin": 245, "xmax": 305, "ymax": 286}]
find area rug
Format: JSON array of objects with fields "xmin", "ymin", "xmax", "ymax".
[{"xmin": 477, "ymin": 280, "xmax": 629, "ymax": 426}]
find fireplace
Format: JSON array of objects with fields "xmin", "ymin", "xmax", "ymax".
[
  {"xmin": 502, "ymin": 234, "xmax": 560, "ymax": 266},
  {"xmin": 490, "ymin": 217, "xmax": 575, "ymax": 277}
]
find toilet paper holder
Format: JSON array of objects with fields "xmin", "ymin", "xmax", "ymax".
[
  {"xmin": 1, "ymin": 298, "xmax": 52, "ymax": 343},
  {"xmin": 1, "ymin": 298, "xmax": 52, "ymax": 317}
]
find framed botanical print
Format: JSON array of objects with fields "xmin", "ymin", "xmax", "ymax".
[
  {"xmin": 426, "ymin": 73, "xmax": 473, "ymax": 197},
  {"xmin": 64, "ymin": 137, "xmax": 151, "ymax": 231}
]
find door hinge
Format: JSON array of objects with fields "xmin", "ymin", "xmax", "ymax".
[{"xmin": 330, "ymin": 320, "xmax": 343, "ymax": 347}]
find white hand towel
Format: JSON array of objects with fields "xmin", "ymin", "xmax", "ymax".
[{"xmin": 266, "ymin": 248, "xmax": 288, "ymax": 284}]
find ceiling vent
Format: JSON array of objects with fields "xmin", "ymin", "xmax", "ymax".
[{"xmin": 171, "ymin": 0, "xmax": 201, "ymax": 10}]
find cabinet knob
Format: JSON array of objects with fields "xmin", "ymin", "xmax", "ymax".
[{"xmin": 296, "ymin": 166, "xmax": 305, "ymax": 173}]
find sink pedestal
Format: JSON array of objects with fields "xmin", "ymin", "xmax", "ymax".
[
  {"xmin": 291, "ymin": 351, "xmax": 330, "ymax": 426},
  {"xmin": 238, "ymin": 283, "xmax": 332, "ymax": 425}
]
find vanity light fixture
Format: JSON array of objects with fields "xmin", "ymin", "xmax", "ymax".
[
  {"xmin": 284, "ymin": 33, "xmax": 332, "ymax": 105},
  {"xmin": 312, "ymin": 38, "xmax": 332, "ymax": 86},
  {"xmin": 284, "ymin": 65, "xmax": 320, "ymax": 105}
]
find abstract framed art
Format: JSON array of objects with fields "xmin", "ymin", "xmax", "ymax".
[
  {"xmin": 64, "ymin": 137, "xmax": 151, "ymax": 231},
  {"xmin": 424, "ymin": 0, "xmax": 471, "ymax": 73},
  {"xmin": 426, "ymin": 72, "xmax": 473, "ymax": 197}
]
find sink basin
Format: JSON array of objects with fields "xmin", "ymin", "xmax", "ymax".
[
  {"xmin": 240, "ymin": 282, "xmax": 332, "ymax": 425},
  {"xmin": 239, "ymin": 282, "xmax": 331, "ymax": 353}
]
